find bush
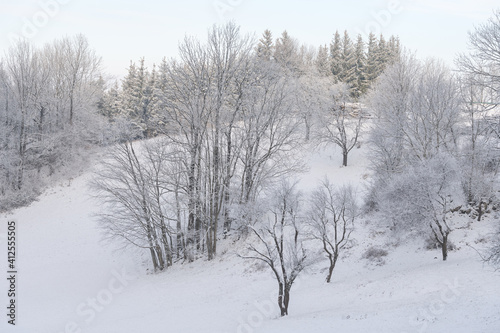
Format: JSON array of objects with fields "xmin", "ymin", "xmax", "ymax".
[
  {"xmin": 362, "ymin": 246, "xmax": 389, "ymax": 265},
  {"xmin": 424, "ymin": 236, "xmax": 456, "ymax": 251}
]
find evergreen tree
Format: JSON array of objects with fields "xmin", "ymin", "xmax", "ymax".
[
  {"xmin": 142, "ymin": 64, "xmax": 157, "ymax": 137},
  {"xmin": 330, "ymin": 31, "xmax": 342, "ymax": 81},
  {"xmin": 256, "ymin": 29, "xmax": 274, "ymax": 61},
  {"xmin": 374, "ymin": 34, "xmax": 389, "ymax": 79},
  {"xmin": 153, "ymin": 58, "xmax": 170, "ymax": 131},
  {"xmin": 98, "ymin": 81, "xmax": 121, "ymax": 120},
  {"xmin": 387, "ymin": 35, "xmax": 401, "ymax": 61},
  {"xmin": 316, "ymin": 44, "xmax": 331, "ymax": 76},
  {"xmin": 339, "ymin": 31, "xmax": 356, "ymax": 88},
  {"xmin": 365, "ymin": 32, "xmax": 379, "ymax": 84},
  {"xmin": 120, "ymin": 58, "xmax": 153, "ymax": 138},
  {"xmin": 274, "ymin": 30, "xmax": 299, "ymax": 72},
  {"xmin": 352, "ymin": 34, "xmax": 368, "ymax": 98}
]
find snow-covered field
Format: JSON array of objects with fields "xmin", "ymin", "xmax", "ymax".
[{"xmin": 1, "ymin": 144, "xmax": 499, "ymax": 333}]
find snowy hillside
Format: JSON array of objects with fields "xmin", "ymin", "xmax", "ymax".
[{"xmin": 1, "ymin": 144, "xmax": 499, "ymax": 333}]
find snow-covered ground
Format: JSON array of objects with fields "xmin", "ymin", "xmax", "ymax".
[{"xmin": 1, "ymin": 144, "xmax": 499, "ymax": 333}]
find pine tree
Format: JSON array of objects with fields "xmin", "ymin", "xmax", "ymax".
[
  {"xmin": 152, "ymin": 58, "xmax": 170, "ymax": 131},
  {"xmin": 330, "ymin": 31, "xmax": 342, "ymax": 82},
  {"xmin": 365, "ymin": 32, "xmax": 379, "ymax": 84},
  {"xmin": 120, "ymin": 58, "xmax": 152, "ymax": 138},
  {"xmin": 339, "ymin": 31, "xmax": 356, "ymax": 87},
  {"xmin": 274, "ymin": 30, "xmax": 299, "ymax": 72},
  {"xmin": 256, "ymin": 29, "xmax": 274, "ymax": 61},
  {"xmin": 142, "ymin": 64, "xmax": 157, "ymax": 137},
  {"xmin": 374, "ymin": 34, "xmax": 389, "ymax": 79},
  {"xmin": 98, "ymin": 81, "xmax": 121, "ymax": 120},
  {"xmin": 351, "ymin": 34, "xmax": 368, "ymax": 98},
  {"xmin": 388, "ymin": 35, "xmax": 401, "ymax": 62},
  {"xmin": 316, "ymin": 44, "xmax": 331, "ymax": 76}
]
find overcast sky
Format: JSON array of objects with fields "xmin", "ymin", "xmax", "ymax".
[{"xmin": 1, "ymin": 0, "xmax": 498, "ymax": 79}]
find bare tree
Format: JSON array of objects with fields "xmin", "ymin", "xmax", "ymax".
[
  {"xmin": 238, "ymin": 59, "xmax": 304, "ymax": 206},
  {"xmin": 0, "ymin": 36, "xmax": 104, "ymax": 211},
  {"xmin": 366, "ymin": 51, "xmax": 420, "ymax": 179},
  {"xmin": 369, "ymin": 54, "xmax": 460, "ymax": 166},
  {"xmin": 319, "ymin": 83, "xmax": 363, "ymax": 167},
  {"xmin": 308, "ymin": 180, "xmax": 357, "ymax": 282},
  {"xmin": 379, "ymin": 154, "xmax": 464, "ymax": 260},
  {"xmin": 241, "ymin": 180, "xmax": 308, "ymax": 316},
  {"xmin": 458, "ymin": 74, "xmax": 500, "ymax": 221},
  {"xmin": 457, "ymin": 10, "xmax": 500, "ymax": 96},
  {"xmin": 56, "ymin": 34, "xmax": 102, "ymax": 126},
  {"xmin": 457, "ymin": 10, "xmax": 500, "ymax": 220},
  {"xmin": 91, "ymin": 140, "xmax": 178, "ymax": 272}
]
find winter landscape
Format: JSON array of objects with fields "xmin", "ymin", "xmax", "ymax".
[{"xmin": 1, "ymin": 1, "xmax": 500, "ymax": 333}]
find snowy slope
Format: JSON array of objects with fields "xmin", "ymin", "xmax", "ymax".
[{"xmin": 1, "ymin": 144, "xmax": 499, "ymax": 333}]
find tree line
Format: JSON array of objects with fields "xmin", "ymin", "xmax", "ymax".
[
  {"xmin": 0, "ymin": 35, "xmax": 107, "ymax": 211},
  {"xmin": 97, "ymin": 30, "xmax": 398, "ymax": 138}
]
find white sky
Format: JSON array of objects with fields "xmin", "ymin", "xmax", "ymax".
[{"xmin": 1, "ymin": 0, "xmax": 498, "ymax": 79}]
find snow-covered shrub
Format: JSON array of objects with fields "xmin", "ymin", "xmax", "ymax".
[{"xmin": 362, "ymin": 246, "xmax": 388, "ymax": 265}]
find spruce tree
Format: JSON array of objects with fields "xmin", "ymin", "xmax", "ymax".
[
  {"xmin": 256, "ymin": 29, "xmax": 274, "ymax": 61},
  {"xmin": 365, "ymin": 32, "xmax": 379, "ymax": 84},
  {"xmin": 316, "ymin": 44, "xmax": 331, "ymax": 76},
  {"xmin": 330, "ymin": 31, "xmax": 342, "ymax": 82},
  {"xmin": 339, "ymin": 31, "xmax": 356, "ymax": 88},
  {"xmin": 352, "ymin": 34, "xmax": 368, "ymax": 98},
  {"xmin": 274, "ymin": 30, "xmax": 299, "ymax": 72}
]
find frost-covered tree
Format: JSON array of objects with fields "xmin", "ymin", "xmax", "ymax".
[
  {"xmin": 351, "ymin": 34, "xmax": 368, "ymax": 98},
  {"xmin": 294, "ymin": 73, "xmax": 332, "ymax": 141},
  {"xmin": 379, "ymin": 154, "xmax": 464, "ymax": 260},
  {"xmin": 119, "ymin": 58, "xmax": 158, "ymax": 138},
  {"xmin": 316, "ymin": 44, "xmax": 331, "ymax": 77},
  {"xmin": 368, "ymin": 53, "xmax": 460, "ymax": 172},
  {"xmin": 458, "ymin": 74, "xmax": 499, "ymax": 221},
  {"xmin": 330, "ymin": 31, "xmax": 342, "ymax": 82},
  {"xmin": 237, "ymin": 59, "xmax": 305, "ymax": 206},
  {"xmin": 256, "ymin": 29, "xmax": 274, "ymax": 61},
  {"xmin": 0, "ymin": 36, "xmax": 103, "ymax": 211},
  {"xmin": 308, "ymin": 180, "xmax": 357, "ymax": 282},
  {"xmin": 242, "ymin": 181, "xmax": 308, "ymax": 316},
  {"xmin": 457, "ymin": 9, "xmax": 500, "ymax": 96},
  {"xmin": 457, "ymin": 10, "xmax": 500, "ymax": 219},
  {"xmin": 338, "ymin": 31, "xmax": 356, "ymax": 85},
  {"xmin": 274, "ymin": 31, "xmax": 300, "ymax": 73},
  {"xmin": 91, "ymin": 140, "xmax": 178, "ymax": 271},
  {"xmin": 318, "ymin": 83, "xmax": 363, "ymax": 167}
]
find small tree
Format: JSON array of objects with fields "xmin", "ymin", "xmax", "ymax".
[
  {"xmin": 319, "ymin": 83, "xmax": 363, "ymax": 167},
  {"xmin": 308, "ymin": 180, "xmax": 357, "ymax": 282},
  {"xmin": 241, "ymin": 181, "xmax": 308, "ymax": 316},
  {"xmin": 379, "ymin": 154, "xmax": 464, "ymax": 260}
]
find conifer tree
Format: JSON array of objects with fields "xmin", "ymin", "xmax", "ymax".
[
  {"xmin": 351, "ymin": 34, "xmax": 368, "ymax": 98},
  {"xmin": 256, "ymin": 29, "xmax": 274, "ymax": 61},
  {"xmin": 274, "ymin": 30, "xmax": 299, "ymax": 72},
  {"xmin": 330, "ymin": 31, "xmax": 342, "ymax": 82},
  {"xmin": 365, "ymin": 32, "xmax": 379, "ymax": 84},
  {"xmin": 339, "ymin": 31, "xmax": 356, "ymax": 89},
  {"xmin": 98, "ymin": 81, "xmax": 121, "ymax": 119},
  {"xmin": 316, "ymin": 44, "xmax": 331, "ymax": 76}
]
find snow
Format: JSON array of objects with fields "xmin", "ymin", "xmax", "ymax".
[{"xmin": 1, "ymin": 144, "xmax": 499, "ymax": 333}]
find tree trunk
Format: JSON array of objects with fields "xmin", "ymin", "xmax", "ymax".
[
  {"xmin": 223, "ymin": 130, "xmax": 233, "ymax": 236},
  {"xmin": 326, "ymin": 252, "xmax": 339, "ymax": 283},
  {"xmin": 342, "ymin": 149, "xmax": 348, "ymax": 167},
  {"xmin": 477, "ymin": 199, "xmax": 484, "ymax": 222},
  {"xmin": 283, "ymin": 286, "xmax": 290, "ymax": 316},
  {"xmin": 441, "ymin": 234, "xmax": 448, "ymax": 261},
  {"xmin": 277, "ymin": 282, "xmax": 286, "ymax": 316}
]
